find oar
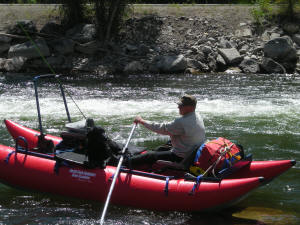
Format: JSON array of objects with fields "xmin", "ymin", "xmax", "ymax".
[{"xmin": 100, "ymin": 123, "xmax": 137, "ymax": 225}]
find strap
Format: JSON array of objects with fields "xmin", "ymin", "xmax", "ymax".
[
  {"xmin": 164, "ymin": 177, "xmax": 170, "ymax": 196},
  {"xmin": 4, "ymin": 151, "xmax": 15, "ymax": 164},
  {"xmin": 189, "ymin": 175, "xmax": 203, "ymax": 195}
]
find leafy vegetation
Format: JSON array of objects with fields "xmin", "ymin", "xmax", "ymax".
[{"xmin": 250, "ymin": 0, "xmax": 273, "ymax": 25}]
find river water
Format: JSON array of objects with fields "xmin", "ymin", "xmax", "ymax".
[{"xmin": 0, "ymin": 73, "xmax": 299, "ymax": 225}]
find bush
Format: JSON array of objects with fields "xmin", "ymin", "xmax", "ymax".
[{"xmin": 250, "ymin": 0, "xmax": 273, "ymax": 25}]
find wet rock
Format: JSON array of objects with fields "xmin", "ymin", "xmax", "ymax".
[
  {"xmin": 239, "ymin": 58, "xmax": 260, "ymax": 74},
  {"xmin": 218, "ymin": 48, "xmax": 243, "ymax": 65},
  {"xmin": 0, "ymin": 56, "xmax": 26, "ymax": 72},
  {"xmin": 8, "ymin": 20, "xmax": 37, "ymax": 35},
  {"xmin": 66, "ymin": 24, "xmax": 96, "ymax": 44},
  {"xmin": 261, "ymin": 57, "xmax": 286, "ymax": 74},
  {"xmin": 8, "ymin": 38, "xmax": 50, "ymax": 59}
]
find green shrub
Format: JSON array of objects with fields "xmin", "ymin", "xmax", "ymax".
[{"xmin": 250, "ymin": 0, "xmax": 273, "ymax": 24}]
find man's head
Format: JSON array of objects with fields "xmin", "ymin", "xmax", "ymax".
[{"xmin": 177, "ymin": 94, "xmax": 197, "ymax": 115}]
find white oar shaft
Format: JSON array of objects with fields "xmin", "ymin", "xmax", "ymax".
[{"xmin": 100, "ymin": 123, "xmax": 137, "ymax": 225}]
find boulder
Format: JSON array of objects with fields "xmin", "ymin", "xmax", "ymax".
[
  {"xmin": 293, "ymin": 34, "xmax": 300, "ymax": 46},
  {"xmin": 239, "ymin": 58, "xmax": 260, "ymax": 74},
  {"xmin": 225, "ymin": 67, "xmax": 242, "ymax": 74},
  {"xmin": 218, "ymin": 37, "xmax": 235, "ymax": 48},
  {"xmin": 218, "ymin": 48, "xmax": 243, "ymax": 65},
  {"xmin": 282, "ymin": 23, "xmax": 299, "ymax": 34},
  {"xmin": 216, "ymin": 54, "xmax": 227, "ymax": 71},
  {"xmin": 75, "ymin": 41, "xmax": 99, "ymax": 55},
  {"xmin": 0, "ymin": 34, "xmax": 12, "ymax": 43},
  {"xmin": 40, "ymin": 22, "xmax": 64, "ymax": 36},
  {"xmin": 66, "ymin": 24, "xmax": 96, "ymax": 44},
  {"xmin": 48, "ymin": 38, "xmax": 75, "ymax": 55},
  {"xmin": 0, "ymin": 56, "xmax": 26, "ymax": 72},
  {"xmin": 187, "ymin": 58, "xmax": 209, "ymax": 72},
  {"xmin": 261, "ymin": 57, "xmax": 286, "ymax": 74},
  {"xmin": 8, "ymin": 38, "xmax": 50, "ymax": 59},
  {"xmin": 8, "ymin": 20, "xmax": 37, "ymax": 35},
  {"xmin": 235, "ymin": 28, "xmax": 252, "ymax": 37},
  {"xmin": 263, "ymin": 37, "xmax": 298, "ymax": 72},
  {"xmin": 0, "ymin": 42, "xmax": 10, "ymax": 54},
  {"xmin": 124, "ymin": 61, "xmax": 144, "ymax": 73},
  {"xmin": 154, "ymin": 54, "xmax": 188, "ymax": 73}
]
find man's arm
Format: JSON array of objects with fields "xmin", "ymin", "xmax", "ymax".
[{"xmin": 134, "ymin": 116, "xmax": 184, "ymax": 136}]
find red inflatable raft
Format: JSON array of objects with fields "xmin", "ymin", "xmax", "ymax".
[
  {"xmin": 4, "ymin": 119, "xmax": 296, "ymax": 181},
  {"xmin": 0, "ymin": 119, "xmax": 296, "ymax": 212},
  {"xmin": 0, "ymin": 143, "xmax": 263, "ymax": 212}
]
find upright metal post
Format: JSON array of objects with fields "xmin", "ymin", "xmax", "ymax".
[
  {"xmin": 59, "ymin": 83, "xmax": 71, "ymax": 123},
  {"xmin": 33, "ymin": 77, "xmax": 43, "ymax": 136}
]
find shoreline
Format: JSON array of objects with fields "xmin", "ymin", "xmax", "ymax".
[{"xmin": 0, "ymin": 4, "xmax": 299, "ymax": 75}]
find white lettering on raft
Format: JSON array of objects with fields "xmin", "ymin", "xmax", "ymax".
[{"xmin": 69, "ymin": 169, "xmax": 96, "ymax": 181}]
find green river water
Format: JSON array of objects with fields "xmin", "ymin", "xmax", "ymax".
[{"xmin": 0, "ymin": 73, "xmax": 299, "ymax": 225}]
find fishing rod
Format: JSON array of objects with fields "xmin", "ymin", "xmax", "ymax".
[{"xmin": 5, "ymin": 4, "xmax": 87, "ymax": 121}]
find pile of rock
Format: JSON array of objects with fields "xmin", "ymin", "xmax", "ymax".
[{"xmin": 0, "ymin": 17, "xmax": 299, "ymax": 75}]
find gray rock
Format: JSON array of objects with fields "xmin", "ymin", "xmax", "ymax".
[
  {"xmin": 282, "ymin": 23, "xmax": 299, "ymax": 34},
  {"xmin": 75, "ymin": 41, "xmax": 99, "ymax": 55},
  {"xmin": 218, "ymin": 37, "xmax": 234, "ymax": 48},
  {"xmin": 138, "ymin": 44, "xmax": 150, "ymax": 56},
  {"xmin": 263, "ymin": 37, "xmax": 297, "ymax": 72},
  {"xmin": 40, "ymin": 22, "xmax": 64, "ymax": 36},
  {"xmin": 8, "ymin": 38, "xmax": 50, "ymax": 59},
  {"xmin": 66, "ymin": 24, "xmax": 96, "ymax": 44},
  {"xmin": 0, "ymin": 34, "xmax": 12, "ymax": 43},
  {"xmin": 218, "ymin": 48, "xmax": 243, "ymax": 65},
  {"xmin": 239, "ymin": 58, "xmax": 260, "ymax": 74},
  {"xmin": 216, "ymin": 54, "xmax": 227, "ymax": 71},
  {"xmin": 0, "ymin": 56, "xmax": 26, "ymax": 72},
  {"xmin": 0, "ymin": 42, "xmax": 10, "ymax": 54},
  {"xmin": 235, "ymin": 28, "xmax": 252, "ymax": 37},
  {"xmin": 293, "ymin": 34, "xmax": 300, "ymax": 46},
  {"xmin": 154, "ymin": 54, "xmax": 187, "ymax": 73},
  {"xmin": 125, "ymin": 44, "xmax": 138, "ymax": 52},
  {"xmin": 261, "ymin": 30, "xmax": 271, "ymax": 42},
  {"xmin": 225, "ymin": 67, "xmax": 242, "ymax": 74},
  {"xmin": 202, "ymin": 45, "xmax": 212, "ymax": 55},
  {"xmin": 261, "ymin": 57, "xmax": 286, "ymax": 74},
  {"xmin": 270, "ymin": 33, "xmax": 281, "ymax": 40},
  {"xmin": 187, "ymin": 58, "xmax": 209, "ymax": 72},
  {"xmin": 124, "ymin": 61, "xmax": 144, "ymax": 73},
  {"xmin": 8, "ymin": 20, "xmax": 37, "ymax": 35},
  {"xmin": 49, "ymin": 38, "xmax": 75, "ymax": 55}
]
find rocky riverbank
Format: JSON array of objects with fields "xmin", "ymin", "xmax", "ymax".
[{"xmin": 0, "ymin": 5, "xmax": 300, "ymax": 75}]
